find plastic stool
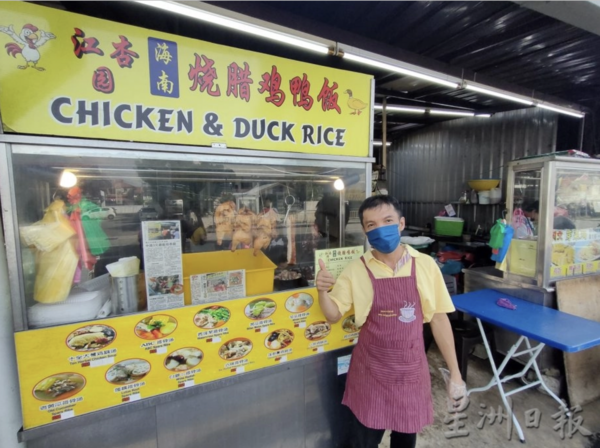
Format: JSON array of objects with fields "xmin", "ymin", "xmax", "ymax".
[{"xmin": 451, "ymin": 320, "xmax": 495, "ymax": 382}]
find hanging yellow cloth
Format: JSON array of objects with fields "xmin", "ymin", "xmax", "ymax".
[{"xmin": 20, "ymin": 199, "xmax": 79, "ymax": 303}]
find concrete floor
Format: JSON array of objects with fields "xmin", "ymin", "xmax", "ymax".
[{"xmin": 379, "ymin": 344, "xmax": 600, "ymax": 448}]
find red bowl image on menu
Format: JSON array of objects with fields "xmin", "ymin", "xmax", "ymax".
[
  {"xmin": 32, "ymin": 373, "xmax": 86, "ymax": 402},
  {"xmin": 218, "ymin": 338, "xmax": 253, "ymax": 360}
]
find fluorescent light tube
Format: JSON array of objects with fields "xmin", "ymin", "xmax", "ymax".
[
  {"xmin": 136, "ymin": 1, "xmax": 331, "ymax": 54},
  {"xmin": 537, "ymin": 103, "xmax": 584, "ymax": 118},
  {"xmin": 343, "ymin": 52, "xmax": 460, "ymax": 89},
  {"xmin": 374, "ymin": 105, "xmax": 426, "ymax": 113},
  {"xmin": 373, "ymin": 141, "xmax": 392, "ymax": 146},
  {"xmin": 464, "ymin": 84, "xmax": 534, "ymax": 106},
  {"xmin": 475, "ymin": 114, "xmax": 492, "ymax": 118},
  {"xmin": 429, "ymin": 110, "xmax": 474, "ymax": 117}
]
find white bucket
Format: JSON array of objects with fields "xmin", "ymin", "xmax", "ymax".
[
  {"xmin": 489, "ymin": 188, "xmax": 502, "ymax": 204},
  {"xmin": 478, "ymin": 190, "xmax": 490, "ymax": 205}
]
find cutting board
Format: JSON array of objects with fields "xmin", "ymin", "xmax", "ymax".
[{"xmin": 556, "ymin": 275, "xmax": 600, "ymax": 407}]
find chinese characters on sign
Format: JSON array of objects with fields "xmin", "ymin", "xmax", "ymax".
[
  {"xmin": 443, "ymin": 401, "xmax": 593, "ymax": 441},
  {"xmin": 149, "ymin": 37, "xmax": 179, "ymax": 98}
]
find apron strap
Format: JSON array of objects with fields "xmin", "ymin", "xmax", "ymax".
[
  {"xmin": 359, "ymin": 256, "xmax": 377, "ymax": 282},
  {"xmin": 410, "ymin": 256, "xmax": 416, "ymax": 276}
]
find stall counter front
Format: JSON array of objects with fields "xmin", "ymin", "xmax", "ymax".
[{"xmin": 17, "ymin": 287, "xmax": 360, "ymax": 429}]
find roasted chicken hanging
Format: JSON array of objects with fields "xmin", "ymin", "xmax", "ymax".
[
  {"xmin": 231, "ymin": 206, "xmax": 256, "ymax": 251},
  {"xmin": 214, "ymin": 201, "xmax": 237, "ymax": 245},
  {"xmin": 252, "ymin": 214, "xmax": 274, "ymax": 256}
]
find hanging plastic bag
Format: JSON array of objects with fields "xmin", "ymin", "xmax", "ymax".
[
  {"xmin": 492, "ymin": 225, "xmax": 514, "ymax": 264},
  {"xmin": 488, "ymin": 219, "xmax": 506, "ymax": 249},
  {"xmin": 511, "ymin": 208, "xmax": 533, "ymax": 239}
]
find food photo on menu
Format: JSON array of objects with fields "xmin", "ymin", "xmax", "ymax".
[
  {"xmin": 244, "ymin": 298, "xmax": 277, "ymax": 320},
  {"xmin": 305, "ymin": 321, "xmax": 332, "ymax": 341},
  {"xmin": 164, "ymin": 348, "xmax": 203, "ymax": 371},
  {"xmin": 342, "ymin": 315, "xmax": 359, "ymax": 333},
  {"xmin": 66, "ymin": 325, "xmax": 116, "ymax": 351},
  {"xmin": 134, "ymin": 315, "xmax": 177, "ymax": 340},
  {"xmin": 285, "ymin": 292, "xmax": 314, "ymax": 313},
  {"xmin": 33, "ymin": 373, "xmax": 86, "ymax": 401},
  {"xmin": 265, "ymin": 329, "xmax": 294, "ymax": 350},
  {"xmin": 218, "ymin": 338, "xmax": 253, "ymax": 360},
  {"xmin": 105, "ymin": 359, "xmax": 151, "ymax": 384},
  {"xmin": 193, "ymin": 305, "xmax": 231, "ymax": 329}
]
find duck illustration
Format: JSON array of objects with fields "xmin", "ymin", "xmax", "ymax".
[
  {"xmin": 0, "ymin": 23, "xmax": 56, "ymax": 71},
  {"xmin": 344, "ymin": 89, "xmax": 368, "ymax": 115}
]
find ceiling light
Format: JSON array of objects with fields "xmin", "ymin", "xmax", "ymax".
[
  {"xmin": 373, "ymin": 141, "xmax": 392, "ymax": 146},
  {"xmin": 475, "ymin": 114, "xmax": 492, "ymax": 118},
  {"xmin": 429, "ymin": 110, "xmax": 474, "ymax": 117},
  {"xmin": 333, "ymin": 179, "xmax": 345, "ymax": 191},
  {"xmin": 136, "ymin": 1, "xmax": 331, "ymax": 54},
  {"xmin": 536, "ymin": 103, "xmax": 584, "ymax": 118},
  {"xmin": 464, "ymin": 83, "xmax": 534, "ymax": 106},
  {"xmin": 59, "ymin": 170, "xmax": 78, "ymax": 188},
  {"xmin": 343, "ymin": 52, "xmax": 460, "ymax": 89},
  {"xmin": 374, "ymin": 105, "xmax": 426, "ymax": 113}
]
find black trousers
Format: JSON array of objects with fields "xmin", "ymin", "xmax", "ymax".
[{"xmin": 350, "ymin": 412, "xmax": 417, "ymax": 448}]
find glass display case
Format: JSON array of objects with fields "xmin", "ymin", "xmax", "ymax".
[
  {"xmin": 2, "ymin": 143, "xmax": 367, "ymax": 331},
  {"xmin": 505, "ymin": 154, "xmax": 600, "ymax": 288}
]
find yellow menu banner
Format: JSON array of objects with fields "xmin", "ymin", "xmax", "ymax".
[
  {"xmin": 15, "ymin": 287, "xmax": 359, "ymax": 429},
  {"xmin": 0, "ymin": 2, "xmax": 371, "ymax": 156}
]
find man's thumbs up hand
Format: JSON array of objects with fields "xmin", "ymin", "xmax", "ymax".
[{"xmin": 316, "ymin": 259, "xmax": 336, "ymax": 292}]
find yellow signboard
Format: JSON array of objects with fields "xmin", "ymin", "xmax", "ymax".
[
  {"xmin": 15, "ymin": 287, "xmax": 359, "ymax": 429},
  {"xmin": 0, "ymin": 2, "xmax": 372, "ymax": 157}
]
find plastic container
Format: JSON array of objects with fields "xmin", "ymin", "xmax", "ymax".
[
  {"xmin": 434, "ymin": 217, "xmax": 465, "ymax": 236},
  {"xmin": 489, "ymin": 188, "xmax": 502, "ymax": 204},
  {"xmin": 478, "ymin": 190, "xmax": 490, "ymax": 204},
  {"xmin": 182, "ymin": 249, "xmax": 276, "ymax": 305},
  {"xmin": 110, "ymin": 275, "xmax": 139, "ymax": 315}
]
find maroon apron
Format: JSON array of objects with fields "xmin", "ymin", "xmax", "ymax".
[{"xmin": 342, "ymin": 256, "xmax": 433, "ymax": 433}]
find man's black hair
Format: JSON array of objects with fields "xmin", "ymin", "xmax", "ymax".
[
  {"xmin": 522, "ymin": 199, "xmax": 539, "ymax": 213},
  {"xmin": 358, "ymin": 195, "xmax": 403, "ymax": 226}
]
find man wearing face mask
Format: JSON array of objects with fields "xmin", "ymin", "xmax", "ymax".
[{"xmin": 316, "ymin": 195, "xmax": 466, "ymax": 448}]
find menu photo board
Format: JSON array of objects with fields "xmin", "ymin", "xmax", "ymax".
[
  {"xmin": 550, "ymin": 228, "xmax": 600, "ymax": 278},
  {"xmin": 14, "ymin": 287, "xmax": 360, "ymax": 429}
]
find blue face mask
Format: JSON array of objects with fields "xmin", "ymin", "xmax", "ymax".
[{"xmin": 366, "ymin": 224, "xmax": 401, "ymax": 254}]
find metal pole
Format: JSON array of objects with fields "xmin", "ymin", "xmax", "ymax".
[
  {"xmin": 339, "ymin": 188, "xmax": 345, "ymax": 248},
  {"xmin": 382, "ymin": 98, "xmax": 387, "ymax": 169},
  {"xmin": 578, "ymin": 115, "xmax": 586, "ymax": 151}
]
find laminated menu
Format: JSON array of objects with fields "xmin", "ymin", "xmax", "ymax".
[
  {"xmin": 141, "ymin": 221, "xmax": 184, "ymax": 311},
  {"xmin": 190, "ymin": 270, "xmax": 246, "ymax": 305},
  {"xmin": 315, "ymin": 246, "xmax": 364, "ymax": 280}
]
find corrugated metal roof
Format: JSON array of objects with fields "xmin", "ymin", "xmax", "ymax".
[{"xmin": 238, "ymin": 1, "xmax": 600, "ymax": 108}]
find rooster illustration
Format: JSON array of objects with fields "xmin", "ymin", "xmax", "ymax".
[{"xmin": 0, "ymin": 23, "xmax": 56, "ymax": 71}]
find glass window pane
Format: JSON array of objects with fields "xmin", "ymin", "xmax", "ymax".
[
  {"xmin": 549, "ymin": 169, "xmax": 600, "ymax": 280},
  {"xmin": 11, "ymin": 147, "xmax": 365, "ymax": 328}
]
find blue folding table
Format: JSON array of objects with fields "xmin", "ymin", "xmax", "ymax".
[{"xmin": 452, "ymin": 288, "xmax": 600, "ymax": 442}]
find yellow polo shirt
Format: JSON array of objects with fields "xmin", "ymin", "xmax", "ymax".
[{"xmin": 329, "ymin": 245, "xmax": 455, "ymax": 326}]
